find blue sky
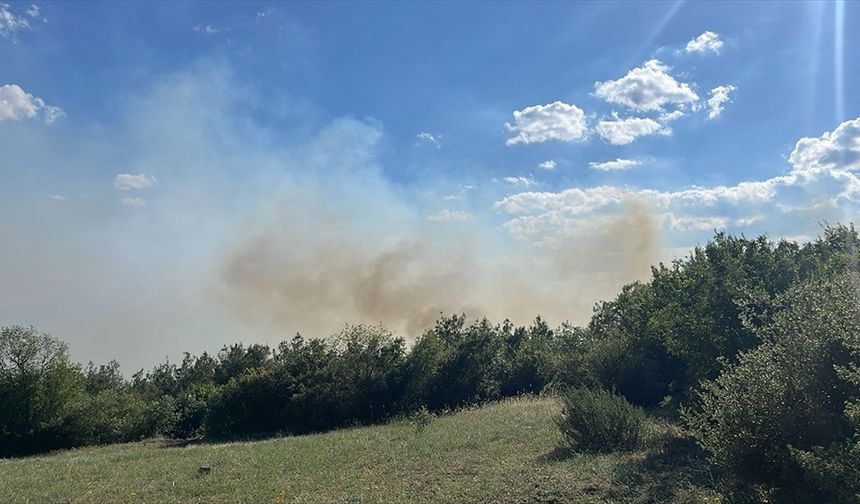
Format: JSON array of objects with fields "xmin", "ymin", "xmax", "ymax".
[{"xmin": 1, "ymin": 1, "xmax": 859, "ymax": 370}]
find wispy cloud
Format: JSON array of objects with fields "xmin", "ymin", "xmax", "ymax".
[
  {"xmin": 707, "ymin": 85, "xmax": 737, "ymax": 119},
  {"xmin": 0, "ymin": 3, "xmax": 31, "ymax": 39},
  {"xmin": 427, "ymin": 209, "xmax": 473, "ymax": 221},
  {"xmin": 114, "ymin": 173, "xmax": 156, "ymax": 190},
  {"xmin": 416, "ymin": 131, "xmax": 441, "ymax": 148},
  {"xmin": 504, "ymin": 176, "xmax": 538, "ymax": 187},
  {"xmin": 193, "ymin": 23, "xmax": 223, "ymax": 34},
  {"xmin": 537, "ymin": 160, "xmax": 557, "ymax": 170},
  {"xmin": 120, "ymin": 197, "xmax": 147, "ymax": 207},
  {"xmin": 589, "ymin": 159, "xmax": 640, "ymax": 171}
]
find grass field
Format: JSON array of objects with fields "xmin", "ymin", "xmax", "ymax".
[{"xmin": 0, "ymin": 396, "xmax": 721, "ymax": 503}]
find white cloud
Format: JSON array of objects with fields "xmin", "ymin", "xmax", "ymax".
[
  {"xmin": 0, "ymin": 3, "xmax": 30, "ymax": 39},
  {"xmin": 504, "ymin": 176, "xmax": 538, "ymax": 187},
  {"xmin": 589, "ymin": 159, "xmax": 640, "ymax": 171},
  {"xmin": 494, "ymin": 117, "xmax": 860, "ymax": 246},
  {"xmin": 735, "ymin": 215, "xmax": 764, "ymax": 226},
  {"xmin": 0, "ymin": 84, "xmax": 64, "ymax": 124},
  {"xmin": 664, "ymin": 214, "xmax": 729, "ymax": 231},
  {"xmin": 427, "ymin": 209, "xmax": 473, "ymax": 221},
  {"xmin": 114, "ymin": 173, "xmax": 156, "ymax": 190},
  {"xmin": 594, "ymin": 60, "xmax": 699, "ymax": 112},
  {"xmin": 505, "ymin": 101, "xmax": 588, "ymax": 145},
  {"xmin": 596, "ymin": 113, "xmax": 669, "ymax": 145},
  {"xmin": 659, "ymin": 110, "xmax": 685, "ymax": 122},
  {"xmin": 685, "ymin": 31, "xmax": 724, "ymax": 54},
  {"xmin": 120, "ymin": 197, "xmax": 147, "ymax": 207},
  {"xmin": 416, "ymin": 131, "xmax": 441, "ymax": 148},
  {"xmin": 25, "ymin": 4, "xmax": 39, "ymax": 18},
  {"xmin": 48, "ymin": 194, "xmax": 66, "ymax": 201},
  {"xmin": 493, "ymin": 185, "xmax": 630, "ymax": 216},
  {"xmin": 193, "ymin": 24, "xmax": 222, "ymax": 34},
  {"xmin": 788, "ymin": 117, "xmax": 860, "ymax": 173},
  {"xmin": 707, "ymin": 85, "xmax": 736, "ymax": 119},
  {"xmin": 537, "ymin": 160, "xmax": 557, "ymax": 170}
]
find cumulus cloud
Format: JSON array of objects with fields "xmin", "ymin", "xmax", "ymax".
[
  {"xmin": 0, "ymin": 84, "xmax": 64, "ymax": 124},
  {"xmin": 594, "ymin": 60, "xmax": 699, "ymax": 112},
  {"xmin": 685, "ymin": 31, "xmax": 724, "ymax": 54},
  {"xmin": 596, "ymin": 113, "xmax": 669, "ymax": 145},
  {"xmin": 788, "ymin": 117, "xmax": 860, "ymax": 173},
  {"xmin": 416, "ymin": 131, "xmax": 441, "ymax": 148},
  {"xmin": 707, "ymin": 85, "xmax": 736, "ymax": 119},
  {"xmin": 495, "ymin": 117, "xmax": 860, "ymax": 249},
  {"xmin": 427, "ymin": 209, "xmax": 473, "ymax": 221},
  {"xmin": 120, "ymin": 197, "xmax": 147, "ymax": 207},
  {"xmin": 589, "ymin": 159, "xmax": 640, "ymax": 171},
  {"xmin": 505, "ymin": 101, "xmax": 588, "ymax": 145},
  {"xmin": 114, "ymin": 173, "xmax": 156, "ymax": 190},
  {"xmin": 537, "ymin": 160, "xmax": 557, "ymax": 170}
]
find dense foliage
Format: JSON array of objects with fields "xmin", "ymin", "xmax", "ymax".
[
  {"xmin": 3, "ymin": 224, "xmax": 860, "ymax": 501},
  {"xmin": 684, "ymin": 272, "xmax": 860, "ymax": 501},
  {"xmin": 0, "ymin": 316, "xmax": 576, "ymax": 456}
]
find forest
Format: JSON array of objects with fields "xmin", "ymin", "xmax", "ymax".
[{"xmin": 3, "ymin": 225, "xmax": 860, "ymax": 502}]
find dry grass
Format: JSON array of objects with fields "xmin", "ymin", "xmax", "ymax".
[{"xmin": 0, "ymin": 396, "xmax": 721, "ymax": 503}]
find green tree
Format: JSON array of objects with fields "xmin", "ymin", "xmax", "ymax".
[
  {"xmin": 0, "ymin": 325, "xmax": 83, "ymax": 456},
  {"xmin": 684, "ymin": 273, "xmax": 860, "ymax": 501}
]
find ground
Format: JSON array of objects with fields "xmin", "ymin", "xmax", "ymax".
[{"xmin": 0, "ymin": 396, "xmax": 721, "ymax": 503}]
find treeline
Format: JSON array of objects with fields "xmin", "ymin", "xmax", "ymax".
[
  {"xmin": 3, "ymin": 225, "xmax": 860, "ymax": 501},
  {"xmin": 0, "ymin": 314, "xmax": 577, "ymax": 456}
]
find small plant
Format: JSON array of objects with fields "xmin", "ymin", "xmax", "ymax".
[
  {"xmin": 557, "ymin": 387, "xmax": 645, "ymax": 453},
  {"xmin": 409, "ymin": 406, "xmax": 435, "ymax": 436}
]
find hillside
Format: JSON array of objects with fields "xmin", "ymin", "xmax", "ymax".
[{"xmin": 0, "ymin": 396, "xmax": 718, "ymax": 504}]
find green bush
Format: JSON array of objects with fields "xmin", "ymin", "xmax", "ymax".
[
  {"xmin": 684, "ymin": 273, "xmax": 860, "ymax": 500},
  {"xmin": 409, "ymin": 406, "xmax": 434, "ymax": 436},
  {"xmin": 65, "ymin": 389, "xmax": 172, "ymax": 445},
  {"xmin": 557, "ymin": 387, "xmax": 645, "ymax": 453}
]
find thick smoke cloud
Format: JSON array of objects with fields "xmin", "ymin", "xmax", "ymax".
[
  {"xmin": 214, "ymin": 122, "xmax": 663, "ymax": 339},
  {"xmin": 0, "ymin": 61, "xmax": 664, "ymax": 370}
]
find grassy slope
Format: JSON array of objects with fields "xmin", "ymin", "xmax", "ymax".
[{"xmin": 0, "ymin": 396, "xmax": 720, "ymax": 504}]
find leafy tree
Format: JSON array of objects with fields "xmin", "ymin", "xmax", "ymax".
[
  {"xmin": 0, "ymin": 325, "xmax": 83, "ymax": 456},
  {"xmin": 327, "ymin": 324, "xmax": 406, "ymax": 424},
  {"xmin": 684, "ymin": 273, "xmax": 860, "ymax": 501},
  {"xmin": 83, "ymin": 360, "xmax": 124, "ymax": 394},
  {"xmin": 580, "ymin": 282, "xmax": 679, "ymax": 406},
  {"xmin": 214, "ymin": 343, "xmax": 271, "ymax": 385}
]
